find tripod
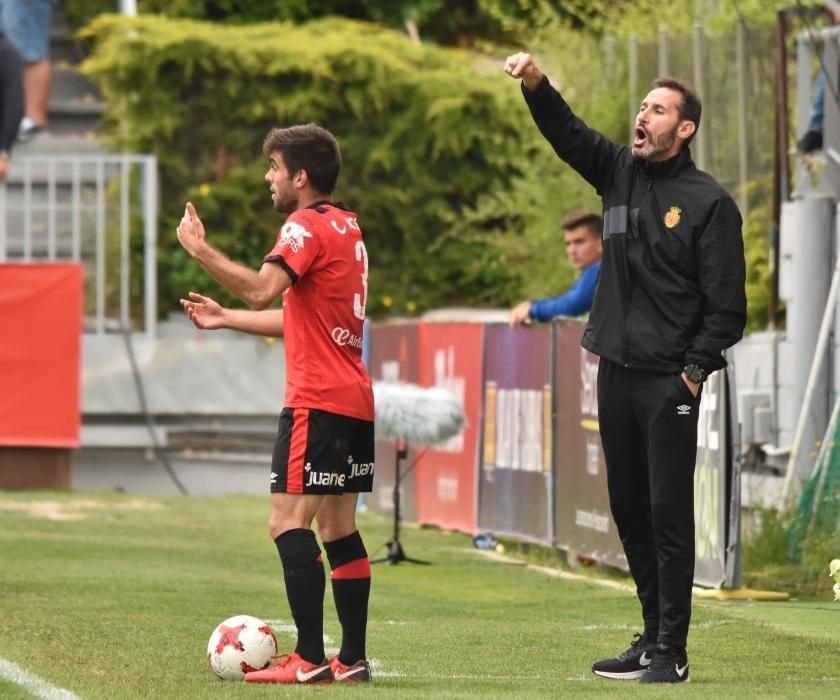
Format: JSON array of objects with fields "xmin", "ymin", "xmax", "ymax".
[{"xmin": 371, "ymin": 440, "xmax": 429, "ymax": 565}]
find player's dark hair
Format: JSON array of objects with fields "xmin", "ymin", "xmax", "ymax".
[
  {"xmin": 562, "ymin": 209, "xmax": 603, "ymax": 238},
  {"xmin": 262, "ymin": 124, "xmax": 342, "ymax": 194},
  {"xmin": 651, "ymin": 77, "xmax": 702, "ymax": 147}
]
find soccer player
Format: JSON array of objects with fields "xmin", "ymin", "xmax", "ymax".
[
  {"xmin": 504, "ymin": 55, "xmax": 746, "ymax": 683},
  {"xmin": 177, "ymin": 124, "xmax": 374, "ymax": 684}
]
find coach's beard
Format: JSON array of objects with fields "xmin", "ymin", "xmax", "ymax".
[{"xmin": 632, "ymin": 124, "xmax": 678, "ymax": 160}]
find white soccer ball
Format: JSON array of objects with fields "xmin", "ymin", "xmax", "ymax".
[{"xmin": 207, "ymin": 614, "xmax": 278, "ymax": 680}]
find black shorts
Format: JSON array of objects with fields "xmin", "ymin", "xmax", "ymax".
[{"xmin": 270, "ymin": 407, "xmax": 375, "ymax": 494}]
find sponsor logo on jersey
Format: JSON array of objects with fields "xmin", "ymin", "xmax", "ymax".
[
  {"xmin": 677, "ymin": 403, "xmax": 691, "ymax": 415},
  {"xmin": 332, "ymin": 326, "xmax": 363, "ymax": 349},
  {"xmin": 279, "ymin": 220, "xmax": 313, "ymax": 253},
  {"xmin": 349, "ymin": 461, "xmax": 374, "ymax": 478},
  {"xmin": 305, "ymin": 470, "xmax": 346, "ymax": 488}
]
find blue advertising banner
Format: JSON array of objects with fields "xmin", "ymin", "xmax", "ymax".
[{"xmin": 478, "ymin": 324, "xmax": 553, "ymax": 544}]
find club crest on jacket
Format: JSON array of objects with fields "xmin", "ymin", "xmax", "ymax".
[{"xmin": 664, "ymin": 206, "xmax": 682, "ymax": 229}]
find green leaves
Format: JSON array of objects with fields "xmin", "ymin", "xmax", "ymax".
[{"xmin": 79, "ymin": 15, "xmax": 542, "ymax": 314}]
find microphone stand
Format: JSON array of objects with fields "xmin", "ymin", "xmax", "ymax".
[{"xmin": 371, "ymin": 439, "xmax": 429, "ymax": 565}]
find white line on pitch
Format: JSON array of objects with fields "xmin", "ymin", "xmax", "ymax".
[
  {"xmin": 0, "ymin": 658, "xmax": 80, "ymax": 700},
  {"xmin": 263, "ymin": 619, "xmax": 334, "ymax": 645}
]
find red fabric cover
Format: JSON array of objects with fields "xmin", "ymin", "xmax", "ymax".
[{"xmin": 0, "ymin": 263, "xmax": 82, "ymax": 447}]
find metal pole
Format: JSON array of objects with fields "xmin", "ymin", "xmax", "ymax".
[
  {"xmin": 736, "ymin": 20, "xmax": 749, "ymax": 218},
  {"xmin": 47, "ymin": 159, "xmax": 56, "ymax": 261},
  {"xmin": 23, "ymin": 159, "xmax": 32, "ymax": 261},
  {"xmin": 796, "ymin": 36, "xmax": 812, "ymax": 142},
  {"xmin": 629, "ymin": 35, "xmax": 639, "ymax": 144},
  {"xmin": 658, "ymin": 25, "xmax": 669, "ymax": 77},
  {"xmin": 120, "ymin": 157, "xmax": 130, "ymax": 329},
  {"xmin": 770, "ymin": 10, "xmax": 790, "ymax": 330},
  {"xmin": 143, "ymin": 156, "xmax": 158, "ymax": 340},
  {"xmin": 72, "ymin": 160, "xmax": 81, "ymax": 261},
  {"xmin": 692, "ymin": 22, "xmax": 708, "ymax": 171},
  {"xmin": 96, "ymin": 159, "xmax": 106, "ymax": 334},
  {"xmin": 604, "ymin": 33, "xmax": 616, "ymax": 83}
]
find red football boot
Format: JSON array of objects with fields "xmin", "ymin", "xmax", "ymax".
[
  {"xmin": 329, "ymin": 656, "xmax": 372, "ymax": 683},
  {"xmin": 244, "ymin": 652, "xmax": 332, "ymax": 684}
]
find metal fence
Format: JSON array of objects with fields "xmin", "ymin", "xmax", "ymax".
[
  {"xmin": 628, "ymin": 21, "xmax": 777, "ymax": 219},
  {"xmin": 0, "ymin": 154, "xmax": 158, "ymax": 338}
]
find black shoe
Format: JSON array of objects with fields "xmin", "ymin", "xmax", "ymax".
[
  {"xmin": 639, "ymin": 643, "xmax": 690, "ymax": 684},
  {"xmin": 797, "ymin": 129, "xmax": 823, "ymax": 154},
  {"xmin": 591, "ymin": 632, "xmax": 657, "ymax": 680}
]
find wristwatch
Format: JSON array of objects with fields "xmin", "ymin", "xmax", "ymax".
[{"xmin": 683, "ymin": 364, "xmax": 706, "ymax": 384}]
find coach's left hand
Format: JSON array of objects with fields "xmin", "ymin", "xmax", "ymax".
[
  {"xmin": 680, "ymin": 372, "xmax": 700, "ymax": 398},
  {"xmin": 176, "ymin": 202, "xmax": 207, "ymax": 257}
]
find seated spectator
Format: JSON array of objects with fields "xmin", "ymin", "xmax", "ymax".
[{"xmin": 509, "ymin": 209, "xmax": 603, "ymax": 326}]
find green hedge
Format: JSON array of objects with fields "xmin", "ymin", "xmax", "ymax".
[
  {"xmin": 63, "ymin": 0, "xmax": 513, "ymax": 46},
  {"xmin": 80, "ymin": 14, "xmax": 567, "ymax": 315}
]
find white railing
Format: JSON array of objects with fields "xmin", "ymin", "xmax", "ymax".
[{"xmin": 0, "ymin": 154, "xmax": 158, "ymax": 338}]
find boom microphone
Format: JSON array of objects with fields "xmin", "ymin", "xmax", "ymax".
[{"xmin": 373, "ymin": 382, "xmax": 465, "ymax": 445}]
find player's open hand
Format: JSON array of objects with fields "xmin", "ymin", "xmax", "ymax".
[
  {"xmin": 176, "ymin": 202, "xmax": 207, "ymax": 257},
  {"xmin": 180, "ymin": 291, "xmax": 225, "ymax": 330},
  {"xmin": 503, "ymin": 52, "xmax": 544, "ymax": 91}
]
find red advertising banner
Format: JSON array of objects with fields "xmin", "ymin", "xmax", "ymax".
[
  {"xmin": 416, "ymin": 323, "xmax": 483, "ymax": 534},
  {"xmin": 0, "ymin": 263, "xmax": 83, "ymax": 447},
  {"xmin": 367, "ymin": 323, "xmax": 420, "ymax": 522}
]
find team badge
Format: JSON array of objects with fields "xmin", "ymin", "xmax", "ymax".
[
  {"xmin": 664, "ymin": 206, "xmax": 681, "ymax": 229},
  {"xmin": 279, "ymin": 221, "xmax": 312, "ymax": 253}
]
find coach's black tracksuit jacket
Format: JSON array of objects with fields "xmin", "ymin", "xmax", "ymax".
[{"xmin": 522, "ymin": 77, "xmax": 746, "ymax": 649}]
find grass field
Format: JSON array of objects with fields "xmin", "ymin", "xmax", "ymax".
[{"xmin": 1, "ymin": 491, "xmax": 839, "ymax": 699}]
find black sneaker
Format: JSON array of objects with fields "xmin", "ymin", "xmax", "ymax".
[
  {"xmin": 591, "ymin": 632, "xmax": 657, "ymax": 680},
  {"xmin": 639, "ymin": 643, "xmax": 690, "ymax": 684},
  {"xmin": 797, "ymin": 128, "xmax": 823, "ymax": 154}
]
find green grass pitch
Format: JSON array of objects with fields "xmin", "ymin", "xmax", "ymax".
[{"xmin": 0, "ymin": 491, "xmax": 838, "ymax": 698}]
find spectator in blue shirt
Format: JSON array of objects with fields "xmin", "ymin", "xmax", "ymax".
[{"xmin": 509, "ymin": 209, "xmax": 602, "ymax": 326}]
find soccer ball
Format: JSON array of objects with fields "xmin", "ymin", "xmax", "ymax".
[{"xmin": 207, "ymin": 614, "xmax": 278, "ymax": 680}]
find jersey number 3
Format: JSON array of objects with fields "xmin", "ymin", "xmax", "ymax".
[{"xmin": 353, "ymin": 240, "xmax": 369, "ymax": 321}]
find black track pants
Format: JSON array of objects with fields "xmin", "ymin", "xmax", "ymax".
[{"xmin": 597, "ymin": 358, "xmax": 702, "ymax": 648}]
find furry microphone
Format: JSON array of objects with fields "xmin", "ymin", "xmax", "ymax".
[{"xmin": 373, "ymin": 382, "xmax": 465, "ymax": 445}]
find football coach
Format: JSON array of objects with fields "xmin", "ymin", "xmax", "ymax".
[{"xmin": 504, "ymin": 53, "xmax": 746, "ymax": 684}]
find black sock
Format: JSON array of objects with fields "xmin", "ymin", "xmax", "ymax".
[
  {"xmin": 274, "ymin": 528, "xmax": 325, "ymax": 664},
  {"xmin": 324, "ymin": 530, "xmax": 370, "ymax": 665}
]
